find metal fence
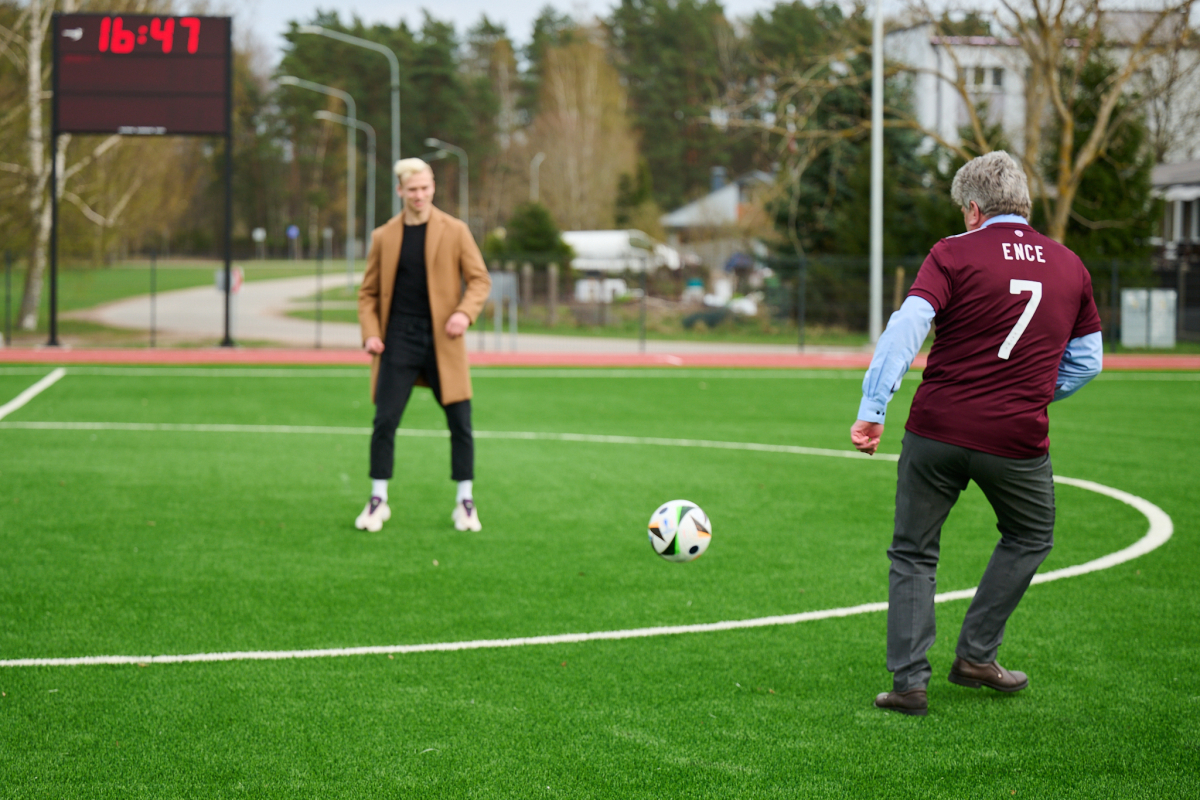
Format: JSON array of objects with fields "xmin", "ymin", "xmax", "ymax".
[
  {"xmin": 474, "ymin": 251, "xmax": 1199, "ymax": 352},
  {"xmin": 3, "ymin": 248, "xmax": 1197, "ymax": 351}
]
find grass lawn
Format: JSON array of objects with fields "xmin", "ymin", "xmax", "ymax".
[{"xmin": 0, "ymin": 366, "xmax": 1197, "ymax": 798}]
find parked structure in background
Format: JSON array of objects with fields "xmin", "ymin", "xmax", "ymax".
[
  {"xmin": 561, "ymin": 230, "xmax": 680, "ymax": 275},
  {"xmin": 1155, "ymin": 161, "xmax": 1200, "ymax": 255},
  {"xmin": 1152, "ymin": 160, "xmax": 1200, "ymax": 339},
  {"xmin": 660, "ymin": 168, "xmax": 773, "ymax": 281}
]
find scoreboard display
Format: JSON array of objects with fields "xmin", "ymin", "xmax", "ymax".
[{"xmin": 54, "ymin": 14, "xmax": 230, "ymax": 136}]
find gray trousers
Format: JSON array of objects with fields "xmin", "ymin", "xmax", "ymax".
[{"xmin": 888, "ymin": 432, "xmax": 1055, "ymax": 691}]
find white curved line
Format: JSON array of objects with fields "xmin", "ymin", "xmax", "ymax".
[
  {"xmin": 0, "ymin": 431, "xmax": 1172, "ymax": 668},
  {"xmin": 1033, "ymin": 476, "xmax": 1174, "ymax": 584}
]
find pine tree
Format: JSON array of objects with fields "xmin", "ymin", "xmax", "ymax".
[{"xmin": 608, "ymin": 0, "xmax": 747, "ymax": 211}]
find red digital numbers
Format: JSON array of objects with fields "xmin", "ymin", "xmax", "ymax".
[
  {"xmin": 149, "ymin": 18, "xmax": 174, "ymax": 53},
  {"xmin": 181, "ymin": 18, "xmax": 201, "ymax": 54},
  {"xmin": 99, "ymin": 17, "xmax": 135, "ymax": 53},
  {"xmin": 97, "ymin": 16, "xmax": 199, "ymax": 54}
]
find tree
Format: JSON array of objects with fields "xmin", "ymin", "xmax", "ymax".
[
  {"xmin": 464, "ymin": 17, "xmax": 522, "ymax": 236},
  {"xmin": 484, "ymin": 201, "xmax": 572, "ymax": 262},
  {"xmin": 748, "ymin": 1, "xmax": 845, "ymax": 65},
  {"xmin": 0, "ymin": 0, "xmax": 187, "ymax": 331},
  {"xmin": 1135, "ymin": 13, "xmax": 1200, "ymax": 162},
  {"xmin": 1009, "ymin": 0, "xmax": 1196, "ymax": 242},
  {"xmin": 525, "ymin": 26, "xmax": 638, "ymax": 231},
  {"xmin": 898, "ymin": 0, "xmax": 1198, "ymax": 243},
  {"xmin": 614, "ymin": 158, "xmax": 663, "ymax": 238},
  {"xmin": 713, "ymin": 1, "xmax": 874, "ymax": 257},
  {"xmin": 608, "ymin": 0, "xmax": 750, "ymax": 211},
  {"xmin": 1049, "ymin": 56, "xmax": 1159, "ymax": 260},
  {"xmin": 522, "ymin": 5, "xmax": 576, "ymax": 121}
]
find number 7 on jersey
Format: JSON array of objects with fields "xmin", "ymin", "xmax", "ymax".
[{"xmin": 998, "ymin": 279, "xmax": 1042, "ymax": 359}]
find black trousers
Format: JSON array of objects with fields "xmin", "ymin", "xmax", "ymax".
[
  {"xmin": 887, "ymin": 432, "xmax": 1055, "ymax": 691},
  {"xmin": 369, "ymin": 314, "xmax": 473, "ymax": 482}
]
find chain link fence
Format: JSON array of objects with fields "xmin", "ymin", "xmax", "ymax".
[{"xmin": 3, "ymin": 246, "xmax": 1197, "ymax": 350}]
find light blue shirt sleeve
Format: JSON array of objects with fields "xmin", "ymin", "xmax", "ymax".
[
  {"xmin": 857, "ymin": 296, "xmax": 935, "ymax": 424},
  {"xmin": 1052, "ymin": 331, "xmax": 1103, "ymax": 402}
]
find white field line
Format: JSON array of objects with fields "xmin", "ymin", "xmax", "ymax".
[
  {"xmin": 0, "ymin": 366, "xmax": 862, "ymax": 379},
  {"xmin": 1, "ymin": 366, "xmax": 1195, "ymax": 380},
  {"xmin": 1093, "ymin": 373, "xmax": 1200, "ymax": 382},
  {"xmin": 0, "ymin": 421, "xmax": 893, "ymax": 462},
  {"xmin": 0, "ymin": 475, "xmax": 1171, "ymax": 668},
  {"xmin": 0, "ymin": 368, "xmax": 66, "ymax": 421},
  {"xmin": 0, "ymin": 425, "xmax": 1173, "ymax": 668}
]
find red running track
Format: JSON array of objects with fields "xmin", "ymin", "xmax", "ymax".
[{"xmin": 1, "ymin": 347, "xmax": 1198, "ymax": 370}]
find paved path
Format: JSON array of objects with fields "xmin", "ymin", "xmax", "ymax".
[{"xmin": 68, "ymin": 272, "xmax": 851, "ymax": 355}]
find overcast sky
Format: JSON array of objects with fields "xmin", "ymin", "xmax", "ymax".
[
  {"xmin": 237, "ymin": 0, "xmax": 1191, "ymax": 61},
  {"xmin": 240, "ymin": 0, "xmax": 912, "ymax": 60}
]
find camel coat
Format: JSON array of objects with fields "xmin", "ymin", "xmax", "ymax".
[{"xmin": 358, "ymin": 206, "xmax": 491, "ymax": 405}]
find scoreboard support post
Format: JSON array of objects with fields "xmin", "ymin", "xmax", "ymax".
[
  {"xmin": 220, "ymin": 24, "xmax": 233, "ymax": 347},
  {"xmin": 48, "ymin": 25, "xmax": 59, "ymax": 347}
]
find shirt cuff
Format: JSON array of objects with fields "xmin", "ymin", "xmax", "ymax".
[{"xmin": 857, "ymin": 397, "xmax": 888, "ymax": 424}]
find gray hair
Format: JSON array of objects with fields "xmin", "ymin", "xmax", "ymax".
[
  {"xmin": 393, "ymin": 157, "xmax": 433, "ymax": 187},
  {"xmin": 950, "ymin": 151, "xmax": 1031, "ymax": 219}
]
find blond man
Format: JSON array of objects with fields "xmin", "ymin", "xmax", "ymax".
[{"xmin": 355, "ymin": 158, "xmax": 491, "ymax": 533}]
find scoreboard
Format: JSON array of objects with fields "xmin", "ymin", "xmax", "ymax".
[
  {"xmin": 54, "ymin": 14, "xmax": 230, "ymax": 136},
  {"xmin": 47, "ymin": 14, "xmax": 236, "ymax": 347}
]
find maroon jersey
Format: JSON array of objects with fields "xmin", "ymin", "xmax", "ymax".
[{"xmin": 905, "ymin": 222, "xmax": 1102, "ymax": 458}]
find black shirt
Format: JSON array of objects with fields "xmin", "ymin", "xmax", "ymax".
[{"xmin": 388, "ymin": 222, "xmax": 431, "ymax": 321}]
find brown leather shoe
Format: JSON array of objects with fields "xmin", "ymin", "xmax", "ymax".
[
  {"xmin": 948, "ymin": 657, "xmax": 1029, "ymax": 692},
  {"xmin": 874, "ymin": 688, "xmax": 928, "ymax": 716}
]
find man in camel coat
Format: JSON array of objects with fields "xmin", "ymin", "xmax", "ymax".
[{"xmin": 355, "ymin": 158, "xmax": 491, "ymax": 533}]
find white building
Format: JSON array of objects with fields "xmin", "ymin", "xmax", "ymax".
[
  {"xmin": 886, "ymin": 14, "xmax": 1200, "ymax": 164},
  {"xmin": 886, "ymin": 26, "xmax": 1028, "ymax": 155}
]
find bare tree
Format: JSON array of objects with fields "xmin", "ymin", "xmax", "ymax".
[
  {"xmin": 525, "ymin": 26, "xmax": 638, "ymax": 231},
  {"xmin": 464, "ymin": 22, "xmax": 524, "ymax": 237},
  {"xmin": 0, "ymin": 0, "xmax": 176, "ymax": 332},
  {"xmin": 1138, "ymin": 17, "xmax": 1200, "ymax": 162},
  {"xmin": 710, "ymin": 35, "xmax": 873, "ymax": 257},
  {"xmin": 895, "ymin": 0, "xmax": 1198, "ymax": 242}
]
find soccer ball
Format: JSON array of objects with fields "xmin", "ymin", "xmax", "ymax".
[{"xmin": 647, "ymin": 500, "xmax": 712, "ymax": 562}]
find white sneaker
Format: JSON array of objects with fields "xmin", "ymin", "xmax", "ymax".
[
  {"xmin": 355, "ymin": 496, "xmax": 391, "ymax": 532},
  {"xmin": 452, "ymin": 498, "xmax": 482, "ymax": 532}
]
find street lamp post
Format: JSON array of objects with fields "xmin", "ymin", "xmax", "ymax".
[
  {"xmin": 316, "ymin": 111, "xmax": 376, "ymax": 246},
  {"xmin": 530, "ymin": 151, "xmax": 546, "ymax": 203},
  {"xmin": 297, "ymin": 25, "xmax": 401, "ymax": 218},
  {"xmin": 279, "ymin": 76, "xmax": 357, "ymax": 288},
  {"xmin": 425, "ymin": 138, "xmax": 468, "ymax": 233},
  {"xmin": 868, "ymin": 0, "xmax": 884, "ymax": 343}
]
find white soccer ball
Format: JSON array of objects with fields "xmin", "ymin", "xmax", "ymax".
[{"xmin": 647, "ymin": 500, "xmax": 712, "ymax": 562}]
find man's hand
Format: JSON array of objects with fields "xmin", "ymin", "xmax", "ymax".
[
  {"xmin": 364, "ymin": 336, "xmax": 384, "ymax": 355},
  {"xmin": 851, "ymin": 420, "xmax": 884, "ymax": 456},
  {"xmin": 445, "ymin": 311, "xmax": 470, "ymax": 339}
]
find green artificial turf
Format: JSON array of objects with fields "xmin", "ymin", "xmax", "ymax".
[{"xmin": 0, "ymin": 366, "xmax": 1196, "ymax": 798}]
